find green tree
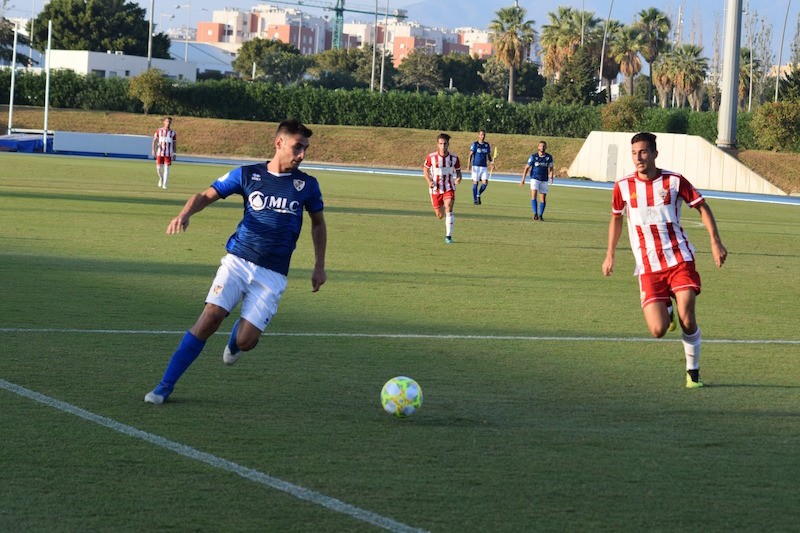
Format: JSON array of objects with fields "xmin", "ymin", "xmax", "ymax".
[
  {"xmin": 233, "ymin": 38, "xmax": 301, "ymax": 80},
  {"xmin": 778, "ymin": 65, "xmax": 800, "ymax": 101},
  {"xmin": 488, "ymin": 3, "xmax": 537, "ymax": 102},
  {"xmin": 29, "ymin": 0, "xmax": 170, "ymax": 57},
  {"xmin": 634, "ymin": 7, "xmax": 672, "ymax": 106},
  {"xmin": 396, "ymin": 48, "xmax": 441, "ymax": 92},
  {"xmin": 128, "ymin": 68, "xmax": 170, "ymax": 114},
  {"xmin": 478, "ymin": 55, "xmax": 508, "ymax": 98},
  {"xmin": 791, "ymin": 13, "xmax": 800, "ymax": 67},
  {"xmin": 2, "ymin": 6, "xmax": 33, "ymax": 65},
  {"xmin": 542, "ymin": 46, "xmax": 597, "ymax": 105},
  {"xmin": 671, "ymin": 44, "xmax": 708, "ymax": 110},
  {"xmin": 440, "ymin": 53, "xmax": 487, "ymax": 95},
  {"xmin": 541, "ymin": 6, "xmax": 599, "ymax": 80}
]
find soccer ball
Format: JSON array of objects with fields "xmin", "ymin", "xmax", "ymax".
[{"xmin": 380, "ymin": 376, "xmax": 423, "ymax": 417}]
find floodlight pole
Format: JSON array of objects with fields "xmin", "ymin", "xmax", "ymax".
[
  {"xmin": 43, "ymin": 20, "xmax": 52, "ymax": 153},
  {"xmin": 716, "ymin": 0, "xmax": 743, "ymax": 149},
  {"xmin": 598, "ymin": 0, "xmax": 614, "ymax": 98},
  {"xmin": 147, "ymin": 0, "xmax": 154, "ymax": 69},
  {"xmin": 370, "ymin": 0, "xmax": 378, "ymax": 91}
]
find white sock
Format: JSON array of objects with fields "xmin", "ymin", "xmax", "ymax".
[
  {"xmin": 156, "ymin": 165, "xmax": 163, "ymax": 180},
  {"xmin": 162, "ymin": 166, "xmax": 170, "ymax": 188},
  {"xmin": 682, "ymin": 327, "xmax": 701, "ymax": 370},
  {"xmin": 445, "ymin": 212, "xmax": 454, "ymax": 237}
]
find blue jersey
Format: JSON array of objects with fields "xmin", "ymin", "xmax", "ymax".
[
  {"xmin": 212, "ymin": 162, "xmax": 324, "ymax": 276},
  {"xmin": 470, "ymin": 141, "xmax": 492, "ymax": 167},
  {"xmin": 527, "ymin": 153, "xmax": 554, "ymax": 181}
]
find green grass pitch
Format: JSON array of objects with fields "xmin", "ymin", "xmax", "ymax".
[{"xmin": 1, "ymin": 152, "xmax": 800, "ymax": 531}]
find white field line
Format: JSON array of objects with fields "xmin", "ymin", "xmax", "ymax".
[
  {"xmin": 1, "ymin": 327, "xmax": 799, "ymax": 344},
  {"xmin": 0, "ymin": 378, "xmax": 426, "ymax": 533}
]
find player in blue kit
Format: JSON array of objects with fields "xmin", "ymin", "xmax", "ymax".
[
  {"xmin": 144, "ymin": 119, "xmax": 327, "ymax": 404},
  {"xmin": 520, "ymin": 141, "xmax": 554, "ymax": 221},
  {"xmin": 468, "ymin": 130, "xmax": 494, "ymax": 205}
]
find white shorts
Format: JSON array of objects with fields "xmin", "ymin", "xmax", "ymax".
[
  {"xmin": 531, "ymin": 179, "xmax": 550, "ymax": 194},
  {"xmin": 472, "ymin": 166, "xmax": 489, "ymax": 182},
  {"xmin": 205, "ymin": 253, "xmax": 287, "ymax": 332}
]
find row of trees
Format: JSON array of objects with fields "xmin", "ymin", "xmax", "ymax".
[{"xmin": 3, "ymin": 0, "xmax": 800, "ymax": 112}]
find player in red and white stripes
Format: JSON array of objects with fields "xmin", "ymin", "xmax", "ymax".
[
  {"xmin": 602, "ymin": 132, "xmax": 727, "ymax": 388},
  {"xmin": 423, "ymin": 133, "xmax": 462, "ymax": 244},
  {"xmin": 151, "ymin": 116, "xmax": 177, "ymax": 189}
]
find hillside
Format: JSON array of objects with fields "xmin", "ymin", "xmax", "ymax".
[{"xmin": 2, "ymin": 106, "xmax": 798, "ymax": 194}]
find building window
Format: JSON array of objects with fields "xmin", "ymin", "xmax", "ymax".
[
  {"xmin": 125, "ymin": 70, "xmax": 130, "ymax": 76},
  {"xmin": 91, "ymin": 69, "xmax": 105, "ymax": 78}
]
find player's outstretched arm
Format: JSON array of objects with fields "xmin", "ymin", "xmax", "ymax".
[
  {"xmin": 309, "ymin": 210, "xmax": 327, "ymax": 292},
  {"xmin": 602, "ymin": 214, "xmax": 623, "ymax": 276},
  {"xmin": 697, "ymin": 202, "xmax": 728, "ymax": 267},
  {"xmin": 166, "ymin": 187, "xmax": 220, "ymax": 234}
]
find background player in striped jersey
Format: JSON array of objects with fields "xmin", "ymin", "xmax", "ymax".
[
  {"xmin": 520, "ymin": 141, "xmax": 554, "ymax": 220},
  {"xmin": 424, "ymin": 133, "xmax": 462, "ymax": 244},
  {"xmin": 151, "ymin": 116, "xmax": 177, "ymax": 189},
  {"xmin": 468, "ymin": 130, "xmax": 494, "ymax": 205},
  {"xmin": 602, "ymin": 132, "xmax": 727, "ymax": 388}
]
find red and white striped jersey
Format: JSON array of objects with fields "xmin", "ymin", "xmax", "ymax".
[
  {"xmin": 424, "ymin": 151, "xmax": 461, "ymax": 193},
  {"xmin": 612, "ymin": 170, "xmax": 705, "ymax": 275},
  {"xmin": 154, "ymin": 127, "xmax": 176, "ymax": 157}
]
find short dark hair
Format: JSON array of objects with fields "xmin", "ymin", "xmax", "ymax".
[
  {"xmin": 437, "ymin": 133, "xmax": 451, "ymax": 142},
  {"xmin": 478, "ymin": 129, "xmax": 486, "ymax": 134},
  {"xmin": 276, "ymin": 118, "xmax": 313, "ymax": 139},
  {"xmin": 631, "ymin": 132, "xmax": 657, "ymax": 152}
]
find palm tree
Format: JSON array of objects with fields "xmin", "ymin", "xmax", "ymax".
[
  {"xmin": 651, "ymin": 51, "xmax": 676, "ymax": 108},
  {"xmin": 610, "ymin": 25, "xmax": 643, "ymax": 97},
  {"xmin": 634, "ymin": 7, "xmax": 672, "ymax": 105},
  {"xmin": 738, "ymin": 47, "xmax": 760, "ymax": 109},
  {"xmin": 540, "ymin": 7, "xmax": 598, "ymax": 79},
  {"xmin": 672, "ymin": 44, "xmax": 708, "ymax": 110},
  {"xmin": 489, "ymin": 2, "xmax": 537, "ymax": 102}
]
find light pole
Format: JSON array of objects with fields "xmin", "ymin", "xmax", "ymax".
[
  {"xmin": 147, "ymin": 0, "xmax": 154, "ymax": 68},
  {"xmin": 598, "ymin": 0, "xmax": 615, "ymax": 99},
  {"xmin": 775, "ymin": 0, "xmax": 792, "ymax": 101},
  {"xmin": 175, "ymin": 3, "xmax": 190, "ymax": 62}
]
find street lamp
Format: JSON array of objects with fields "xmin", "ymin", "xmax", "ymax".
[{"xmin": 175, "ymin": 3, "xmax": 190, "ymax": 62}]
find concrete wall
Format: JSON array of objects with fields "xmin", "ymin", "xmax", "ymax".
[
  {"xmin": 49, "ymin": 50, "xmax": 197, "ymax": 82},
  {"xmin": 568, "ymin": 131, "xmax": 786, "ymax": 196},
  {"xmin": 53, "ymin": 131, "xmax": 152, "ymax": 158}
]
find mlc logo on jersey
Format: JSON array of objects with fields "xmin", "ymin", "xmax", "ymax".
[{"xmin": 248, "ymin": 191, "xmax": 300, "ymax": 214}]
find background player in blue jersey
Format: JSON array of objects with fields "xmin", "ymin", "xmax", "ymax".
[
  {"xmin": 520, "ymin": 141, "xmax": 554, "ymax": 221},
  {"xmin": 468, "ymin": 130, "xmax": 494, "ymax": 205},
  {"xmin": 144, "ymin": 119, "xmax": 327, "ymax": 404}
]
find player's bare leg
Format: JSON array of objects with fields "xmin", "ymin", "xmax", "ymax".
[
  {"xmin": 223, "ymin": 318, "xmax": 262, "ymax": 365},
  {"xmin": 642, "ymin": 301, "xmax": 672, "ymax": 338}
]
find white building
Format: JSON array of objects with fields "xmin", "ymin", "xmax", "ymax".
[{"xmin": 48, "ymin": 50, "xmax": 197, "ymax": 81}]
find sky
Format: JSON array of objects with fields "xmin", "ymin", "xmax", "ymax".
[{"xmin": 7, "ymin": 0, "xmax": 799, "ymax": 66}]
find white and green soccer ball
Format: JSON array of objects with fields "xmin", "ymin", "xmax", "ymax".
[{"xmin": 380, "ymin": 376, "xmax": 423, "ymax": 417}]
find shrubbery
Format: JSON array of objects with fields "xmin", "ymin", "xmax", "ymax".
[{"xmin": 0, "ymin": 69, "xmax": 792, "ymax": 152}]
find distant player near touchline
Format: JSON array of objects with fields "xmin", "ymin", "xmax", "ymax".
[
  {"xmin": 424, "ymin": 132, "xmax": 462, "ymax": 244},
  {"xmin": 602, "ymin": 132, "xmax": 727, "ymax": 389},
  {"xmin": 519, "ymin": 140, "xmax": 554, "ymax": 221},
  {"xmin": 468, "ymin": 129, "xmax": 494, "ymax": 205},
  {"xmin": 152, "ymin": 116, "xmax": 176, "ymax": 189},
  {"xmin": 144, "ymin": 118, "xmax": 327, "ymax": 405}
]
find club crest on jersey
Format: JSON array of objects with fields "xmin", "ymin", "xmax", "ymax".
[
  {"xmin": 212, "ymin": 284, "xmax": 224, "ymax": 295},
  {"xmin": 293, "ymin": 179, "xmax": 305, "ymax": 192}
]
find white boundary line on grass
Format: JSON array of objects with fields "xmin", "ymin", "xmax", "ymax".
[
  {"xmin": 1, "ymin": 327, "xmax": 800, "ymax": 344},
  {"xmin": 0, "ymin": 378, "xmax": 426, "ymax": 533}
]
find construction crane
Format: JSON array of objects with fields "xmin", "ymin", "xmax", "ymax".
[{"xmin": 262, "ymin": 0, "xmax": 407, "ymax": 49}]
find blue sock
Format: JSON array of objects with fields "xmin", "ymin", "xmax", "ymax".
[
  {"xmin": 539, "ymin": 202, "xmax": 546, "ymax": 217},
  {"xmin": 532, "ymin": 198, "xmax": 538, "ymax": 214},
  {"xmin": 472, "ymin": 183, "xmax": 478, "ymax": 201},
  {"xmin": 479, "ymin": 183, "xmax": 487, "ymax": 195},
  {"xmin": 160, "ymin": 331, "xmax": 206, "ymax": 389},
  {"xmin": 227, "ymin": 318, "xmax": 241, "ymax": 355}
]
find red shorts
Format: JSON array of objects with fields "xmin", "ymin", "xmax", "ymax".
[
  {"xmin": 638, "ymin": 261, "xmax": 701, "ymax": 307},
  {"xmin": 156, "ymin": 156, "xmax": 173, "ymax": 165},
  {"xmin": 430, "ymin": 190, "xmax": 454, "ymax": 210}
]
